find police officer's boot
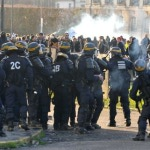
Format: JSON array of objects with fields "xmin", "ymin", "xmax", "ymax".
[
  {"xmin": 75, "ymin": 127, "xmax": 90, "ymax": 134},
  {"xmin": 42, "ymin": 123, "xmax": 48, "ymax": 130},
  {"xmin": 70, "ymin": 121, "xmax": 76, "ymax": 127},
  {"xmin": 132, "ymin": 131, "xmax": 145, "ymax": 141},
  {"xmin": 108, "ymin": 120, "xmax": 116, "ymax": 127},
  {"xmin": 7, "ymin": 121, "xmax": 14, "ymax": 131},
  {"xmin": 19, "ymin": 119, "xmax": 30, "ymax": 131},
  {"xmin": 92, "ymin": 123, "xmax": 101, "ymax": 129},
  {"xmin": 27, "ymin": 117, "xmax": 31, "ymax": 125},
  {"xmin": 126, "ymin": 118, "xmax": 131, "ymax": 127},
  {"xmin": 60, "ymin": 124, "xmax": 73, "ymax": 130},
  {"xmin": 0, "ymin": 130, "xmax": 6, "ymax": 137},
  {"xmin": 85, "ymin": 124, "xmax": 95, "ymax": 131}
]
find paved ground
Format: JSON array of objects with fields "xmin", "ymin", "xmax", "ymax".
[{"xmin": 11, "ymin": 107, "xmax": 150, "ymax": 150}]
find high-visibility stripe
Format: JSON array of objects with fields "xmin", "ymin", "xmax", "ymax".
[
  {"xmin": 15, "ymin": 43, "xmax": 26, "ymax": 49},
  {"xmin": 28, "ymin": 45, "xmax": 39, "ymax": 51},
  {"xmin": 8, "ymin": 46, "xmax": 18, "ymax": 51}
]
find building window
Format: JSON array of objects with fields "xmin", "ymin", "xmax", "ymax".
[
  {"xmin": 69, "ymin": 3, "xmax": 72, "ymax": 8},
  {"xmin": 117, "ymin": 0, "xmax": 125, "ymax": 5},
  {"xmin": 130, "ymin": 0, "xmax": 139, "ymax": 6},
  {"xmin": 143, "ymin": 17, "xmax": 150, "ymax": 32},
  {"xmin": 143, "ymin": 0, "xmax": 150, "ymax": 5},
  {"xmin": 130, "ymin": 17, "xmax": 136, "ymax": 31},
  {"xmin": 105, "ymin": 0, "xmax": 113, "ymax": 5},
  {"xmin": 93, "ymin": 0, "xmax": 100, "ymax": 3},
  {"xmin": 81, "ymin": 4, "xmax": 85, "ymax": 7},
  {"xmin": 56, "ymin": 3, "xmax": 60, "ymax": 8}
]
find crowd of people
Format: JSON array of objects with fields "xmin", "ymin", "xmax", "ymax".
[{"xmin": 0, "ymin": 31, "xmax": 150, "ymax": 141}]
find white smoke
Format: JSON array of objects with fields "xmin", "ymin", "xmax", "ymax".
[{"xmin": 67, "ymin": 13, "xmax": 129, "ymax": 39}]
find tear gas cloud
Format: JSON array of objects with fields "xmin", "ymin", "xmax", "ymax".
[{"xmin": 68, "ymin": 13, "xmax": 129, "ymax": 39}]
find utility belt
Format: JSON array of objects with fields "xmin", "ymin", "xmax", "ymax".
[
  {"xmin": 81, "ymin": 80, "xmax": 94, "ymax": 92},
  {"xmin": 61, "ymin": 80, "xmax": 72, "ymax": 87},
  {"xmin": 5, "ymin": 80, "xmax": 23, "ymax": 87},
  {"xmin": 81, "ymin": 80, "xmax": 89, "ymax": 87}
]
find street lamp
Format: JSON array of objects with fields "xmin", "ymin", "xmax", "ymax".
[
  {"xmin": 40, "ymin": 0, "xmax": 43, "ymax": 33},
  {"xmin": 11, "ymin": 0, "xmax": 14, "ymax": 34}
]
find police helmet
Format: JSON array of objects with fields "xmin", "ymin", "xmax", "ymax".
[
  {"xmin": 1, "ymin": 42, "xmax": 14, "ymax": 51},
  {"xmin": 15, "ymin": 41, "xmax": 27, "ymax": 52},
  {"xmin": 39, "ymin": 44, "xmax": 47, "ymax": 54},
  {"xmin": 59, "ymin": 41, "xmax": 71, "ymax": 53},
  {"xmin": 4, "ymin": 45, "xmax": 18, "ymax": 56},
  {"xmin": 83, "ymin": 42, "xmax": 96, "ymax": 55},
  {"xmin": 28, "ymin": 42, "xmax": 40, "ymax": 56},
  {"xmin": 110, "ymin": 47, "xmax": 121, "ymax": 56},
  {"xmin": 134, "ymin": 59, "xmax": 146, "ymax": 72}
]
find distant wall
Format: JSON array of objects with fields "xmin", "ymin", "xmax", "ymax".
[{"xmin": 3, "ymin": 7, "xmax": 84, "ymax": 35}]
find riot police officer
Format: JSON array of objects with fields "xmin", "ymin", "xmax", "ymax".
[
  {"xmin": 38, "ymin": 44, "xmax": 53, "ymax": 130},
  {"xmin": 14, "ymin": 41, "xmax": 29, "ymax": 122},
  {"xmin": 130, "ymin": 59, "xmax": 150, "ymax": 141},
  {"xmin": 28, "ymin": 42, "xmax": 52, "ymax": 129},
  {"xmin": 0, "ymin": 42, "xmax": 15, "ymax": 108},
  {"xmin": 91, "ymin": 53, "xmax": 107, "ymax": 129},
  {"xmin": 1, "ymin": 45, "xmax": 33, "ymax": 131},
  {"xmin": 76, "ymin": 42, "xmax": 103, "ymax": 134},
  {"xmin": 59, "ymin": 41, "xmax": 79, "ymax": 127},
  {"xmin": 0, "ymin": 64, "xmax": 6, "ymax": 137},
  {"xmin": 106, "ymin": 47, "xmax": 133, "ymax": 127},
  {"xmin": 51, "ymin": 51, "xmax": 74, "ymax": 130}
]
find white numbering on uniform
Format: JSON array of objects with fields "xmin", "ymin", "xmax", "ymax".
[
  {"xmin": 53, "ymin": 65, "xmax": 60, "ymax": 72},
  {"xmin": 10, "ymin": 61, "xmax": 21, "ymax": 70}
]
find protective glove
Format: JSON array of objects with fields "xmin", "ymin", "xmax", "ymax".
[{"xmin": 95, "ymin": 74, "xmax": 104, "ymax": 82}]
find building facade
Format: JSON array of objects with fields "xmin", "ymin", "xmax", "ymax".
[
  {"xmin": 55, "ymin": 0, "xmax": 74, "ymax": 8},
  {"xmin": 85, "ymin": 0, "xmax": 150, "ymax": 37},
  {"xmin": 4, "ymin": 0, "xmax": 86, "ymax": 8},
  {"xmin": 55, "ymin": 0, "xmax": 86, "ymax": 8}
]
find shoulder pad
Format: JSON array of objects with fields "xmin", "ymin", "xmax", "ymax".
[
  {"xmin": 66, "ymin": 59, "xmax": 73, "ymax": 69},
  {"xmin": 93, "ymin": 60, "xmax": 100, "ymax": 72},
  {"xmin": 1, "ymin": 56, "xmax": 7, "ymax": 63},
  {"xmin": 45, "ymin": 57, "xmax": 53, "ymax": 64},
  {"xmin": 31, "ymin": 56, "xmax": 44, "ymax": 68},
  {"xmin": 86, "ymin": 58, "xmax": 94, "ymax": 69},
  {"xmin": 23, "ymin": 56, "xmax": 33, "ymax": 67}
]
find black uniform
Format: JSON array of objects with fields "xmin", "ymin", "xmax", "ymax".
[
  {"xmin": 28, "ymin": 55, "xmax": 50, "ymax": 127},
  {"xmin": 38, "ymin": 54, "xmax": 53, "ymax": 129},
  {"xmin": 0, "ymin": 64, "xmax": 6, "ymax": 136},
  {"xmin": 107, "ymin": 55, "xmax": 133, "ymax": 126},
  {"xmin": 76, "ymin": 53, "xmax": 101, "ymax": 132},
  {"xmin": 130, "ymin": 70, "xmax": 150, "ymax": 141},
  {"xmin": 91, "ymin": 57, "xmax": 107, "ymax": 128},
  {"xmin": 1, "ymin": 52, "xmax": 33, "ymax": 131},
  {"xmin": 67, "ymin": 53, "xmax": 79, "ymax": 127},
  {"xmin": 51, "ymin": 52, "xmax": 74, "ymax": 130}
]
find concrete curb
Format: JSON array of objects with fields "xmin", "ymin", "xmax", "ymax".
[{"xmin": 0, "ymin": 129, "xmax": 44, "ymax": 149}]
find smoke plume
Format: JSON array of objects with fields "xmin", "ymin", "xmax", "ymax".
[{"xmin": 67, "ymin": 13, "xmax": 129, "ymax": 39}]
